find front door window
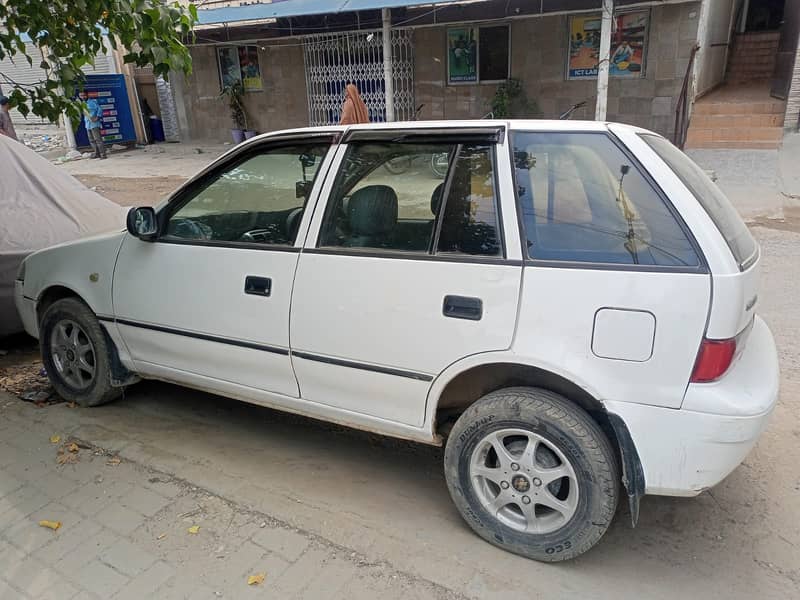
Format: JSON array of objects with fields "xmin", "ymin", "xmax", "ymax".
[{"xmin": 164, "ymin": 143, "xmax": 329, "ymax": 245}]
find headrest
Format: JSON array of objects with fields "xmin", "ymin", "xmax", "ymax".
[{"xmin": 348, "ymin": 185, "xmax": 398, "ymax": 235}]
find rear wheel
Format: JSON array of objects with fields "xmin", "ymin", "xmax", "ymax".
[
  {"xmin": 444, "ymin": 387, "xmax": 619, "ymax": 562},
  {"xmin": 40, "ymin": 298, "xmax": 121, "ymax": 407}
]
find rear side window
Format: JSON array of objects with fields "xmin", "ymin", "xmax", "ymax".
[
  {"xmin": 512, "ymin": 132, "xmax": 701, "ymax": 268},
  {"xmin": 318, "ymin": 141, "xmax": 501, "ymax": 257},
  {"xmin": 640, "ymin": 134, "xmax": 757, "ymax": 269}
]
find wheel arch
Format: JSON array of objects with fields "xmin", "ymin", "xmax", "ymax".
[
  {"xmin": 428, "ymin": 356, "xmax": 645, "ymax": 524},
  {"xmin": 36, "ymin": 286, "xmax": 137, "ymax": 388}
]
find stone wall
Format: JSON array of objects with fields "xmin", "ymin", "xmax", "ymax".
[
  {"xmin": 785, "ymin": 43, "xmax": 800, "ymax": 130},
  {"xmin": 414, "ymin": 3, "xmax": 701, "ymax": 137},
  {"xmin": 177, "ymin": 42, "xmax": 308, "ymax": 141},
  {"xmin": 178, "ymin": 3, "xmax": 700, "ymax": 140}
]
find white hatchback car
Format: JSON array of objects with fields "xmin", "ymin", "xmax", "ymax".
[{"xmin": 15, "ymin": 121, "xmax": 779, "ymax": 561}]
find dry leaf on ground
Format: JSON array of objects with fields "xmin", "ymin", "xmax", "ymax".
[
  {"xmin": 247, "ymin": 573, "xmax": 266, "ymax": 586},
  {"xmin": 187, "ymin": 525, "xmax": 200, "ymax": 534},
  {"xmin": 157, "ymin": 533, "xmax": 167, "ymax": 540},
  {"xmin": 106, "ymin": 457, "xmax": 121, "ymax": 466},
  {"xmin": 49, "ymin": 435, "xmax": 60, "ymax": 444},
  {"xmin": 67, "ymin": 442, "xmax": 79, "ymax": 453},
  {"xmin": 38, "ymin": 520, "xmax": 61, "ymax": 531}
]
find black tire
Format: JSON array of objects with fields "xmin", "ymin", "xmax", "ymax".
[
  {"xmin": 40, "ymin": 298, "xmax": 121, "ymax": 407},
  {"xmin": 444, "ymin": 387, "xmax": 619, "ymax": 562}
]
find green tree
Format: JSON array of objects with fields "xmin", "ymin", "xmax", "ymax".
[{"xmin": 0, "ymin": 1, "xmax": 197, "ymax": 122}]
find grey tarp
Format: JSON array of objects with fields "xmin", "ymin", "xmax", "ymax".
[{"xmin": 0, "ymin": 135, "xmax": 127, "ymax": 336}]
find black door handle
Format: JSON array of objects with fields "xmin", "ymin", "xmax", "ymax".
[
  {"xmin": 443, "ymin": 295, "xmax": 483, "ymax": 321},
  {"xmin": 244, "ymin": 276, "xmax": 272, "ymax": 297}
]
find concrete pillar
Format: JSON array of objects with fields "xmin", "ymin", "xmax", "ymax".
[
  {"xmin": 595, "ymin": 0, "xmax": 614, "ymax": 121},
  {"xmin": 382, "ymin": 8, "xmax": 395, "ymax": 122}
]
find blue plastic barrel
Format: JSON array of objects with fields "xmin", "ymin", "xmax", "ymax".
[{"xmin": 149, "ymin": 116, "xmax": 165, "ymax": 142}]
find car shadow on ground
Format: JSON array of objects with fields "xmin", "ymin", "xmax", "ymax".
[{"xmin": 100, "ymin": 381, "xmax": 778, "ymax": 578}]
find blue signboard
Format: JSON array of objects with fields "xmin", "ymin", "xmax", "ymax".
[{"xmin": 75, "ymin": 74, "xmax": 136, "ymax": 147}]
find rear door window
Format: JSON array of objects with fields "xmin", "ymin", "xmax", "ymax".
[
  {"xmin": 640, "ymin": 134, "xmax": 757, "ymax": 270},
  {"xmin": 512, "ymin": 132, "xmax": 701, "ymax": 268},
  {"xmin": 318, "ymin": 141, "xmax": 502, "ymax": 257}
]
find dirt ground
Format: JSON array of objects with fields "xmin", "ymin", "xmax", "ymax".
[{"xmin": 74, "ymin": 175, "xmax": 188, "ymax": 207}]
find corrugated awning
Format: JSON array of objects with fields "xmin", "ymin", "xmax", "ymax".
[{"xmin": 197, "ymin": 0, "xmax": 472, "ymax": 26}]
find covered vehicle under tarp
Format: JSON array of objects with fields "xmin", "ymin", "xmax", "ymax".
[{"xmin": 0, "ymin": 135, "xmax": 126, "ymax": 337}]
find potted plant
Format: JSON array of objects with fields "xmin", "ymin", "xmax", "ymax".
[{"xmin": 220, "ymin": 82, "xmax": 255, "ymax": 143}]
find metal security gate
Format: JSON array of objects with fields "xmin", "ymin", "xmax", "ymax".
[{"xmin": 303, "ymin": 29, "xmax": 415, "ymax": 125}]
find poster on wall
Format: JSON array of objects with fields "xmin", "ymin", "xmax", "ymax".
[
  {"xmin": 447, "ymin": 27, "xmax": 478, "ymax": 83},
  {"xmin": 567, "ymin": 11, "xmax": 649, "ymax": 79},
  {"xmin": 217, "ymin": 46, "xmax": 263, "ymax": 91},
  {"xmin": 74, "ymin": 74, "xmax": 136, "ymax": 147},
  {"xmin": 239, "ymin": 46, "xmax": 262, "ymax": 91}
]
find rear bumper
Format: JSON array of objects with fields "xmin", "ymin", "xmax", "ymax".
[
  {"xmin": 606, "ymin": 316, "xmax": 778, "ymax": 496},
  {"xmin": 13, "ymin": 280, "xmax": 39, "ymax": 339}
]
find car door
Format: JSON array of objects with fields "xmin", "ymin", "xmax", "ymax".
[
  {"xmin": 112, "ymin": 134, "xmax": 335, "ymax": 398},
  {"xmin": 290, "ymin": 127, "xmax": 523, "ymax": 426}
]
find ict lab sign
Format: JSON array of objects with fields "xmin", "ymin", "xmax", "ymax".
[{"xmin": 75, "ymin": 74, "xmax": 136, "ymax": 147}]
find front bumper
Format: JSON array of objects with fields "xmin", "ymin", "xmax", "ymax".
[
  {"xmin": 13, "ymin": 280, "xmax": 39, "ymax": 339},
  {"xmin": 606, "ymin": 316, "xmax": 779, "ymax": 497}
]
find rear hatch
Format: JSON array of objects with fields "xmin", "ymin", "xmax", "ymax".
[{"xmin": 640, "ymin": 134, "xmax": 759, "ymax": 377}]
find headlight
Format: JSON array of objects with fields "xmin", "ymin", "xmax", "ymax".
[{"xmin": 16, "ymin": 259, "xmax": 26, "ymax": 282}]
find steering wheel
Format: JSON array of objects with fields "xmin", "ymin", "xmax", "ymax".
[{"xmin": 169, "ymin": 218, "xmax": 212, "ymax": 240}]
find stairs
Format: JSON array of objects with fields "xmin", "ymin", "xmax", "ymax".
[
  {"xmin": 726, "ymin": 31, "xmax": 780, "ymax": 84},
  {"xmin": 685, "ymin": 31, "xmax": 786, "ymax": 150}
]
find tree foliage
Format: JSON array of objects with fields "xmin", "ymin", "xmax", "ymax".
[{"xmin": 0, "ymin": 1, "xmax": 197, "ymax": 122}]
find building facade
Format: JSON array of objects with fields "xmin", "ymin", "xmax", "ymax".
[{"xmin": 171, "ymin": 0, "xmax": 796, "ymax": 143}]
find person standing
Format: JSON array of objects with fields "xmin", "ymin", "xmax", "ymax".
[
  {"xmin": 339, "ymin": 84, "xmax": 369, "ymax": 125},
  {"xmin": 79, "ymin": 90, "xmax": 106, "ymax": 159},
  {"xmin": 0, "ymin": 96, "xmax": 18, "ymax": 141}
]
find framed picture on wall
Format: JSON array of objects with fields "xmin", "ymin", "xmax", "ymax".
[
  {"xmin": 448, "ymin": 28, "xmax": 478, "ymax": 83},
  {"xmin": 217, "ymin": 46, "xmax": 263, "ymax": 91},
  {"xmin": 447, "ymin": 26, "xmax": 510, "ymax": 85},
  {"xmin": 567, "ymin": 10, "xmax": 650, "ymax": 80}
]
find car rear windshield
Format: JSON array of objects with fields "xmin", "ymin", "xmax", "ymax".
[{"xmin": 640, "ymin": 134, "xmax": 757, "ymax": 270}]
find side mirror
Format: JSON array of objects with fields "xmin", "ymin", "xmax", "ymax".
[
  {"xmin": 299, "ymin": 153, "xmax": 316, "ymax": 168},
  {"xmin": 126, "ymin": 207, "xmax": 158, "ymax": 241}
]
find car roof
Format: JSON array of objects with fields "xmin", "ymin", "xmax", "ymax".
[{"xmin": 248, "ymin": 119, "xmax": 636, "ymax": 143}]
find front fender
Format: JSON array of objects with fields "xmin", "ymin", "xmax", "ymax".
[{"xmin": 23, "ymin": 230, "xmax": 127, "ymax": 319}]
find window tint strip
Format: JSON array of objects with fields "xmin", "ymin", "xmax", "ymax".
[{"xmin": 303, "ymin": 248, "xmax": 522, "ymax": 266}]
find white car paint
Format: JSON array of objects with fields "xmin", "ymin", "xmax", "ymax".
[{"xmin": 14, "ymin": 120, "xmax": 779, "ymax": 501}]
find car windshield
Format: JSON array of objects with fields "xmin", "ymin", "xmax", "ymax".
[{"xmin": 640, "ymin": 134, "xmax": 758, "ymax": 270}]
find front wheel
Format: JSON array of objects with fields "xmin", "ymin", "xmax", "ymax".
[
  {"xmin": 40, "ymin": 298, "xmax": 122, "ymax": 407},
  {"xmin": 444, "ymin": 387, "xmax": 619, "ymax": 562}
]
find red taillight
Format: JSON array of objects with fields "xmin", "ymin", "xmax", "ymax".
[{"xmin": 691, "ymin": 338, "xmax": 737, "ymax": 383}]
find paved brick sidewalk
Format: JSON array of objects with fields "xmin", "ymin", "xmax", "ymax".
[{"xmin": 0, "ymin": 395, "xmax": 462, "ymax": 600}]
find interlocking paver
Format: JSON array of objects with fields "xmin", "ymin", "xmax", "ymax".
[
  {"xmin": 62, "ymin": 480, "xmax": 134, "ymax": 517},
  {"xmin": 73, "ymin": 559, "xmax": 130, "ymax": 598},
  {"xmin": 3, "ymin": 556, "xmax": 64, "ymax": 599},
  {"xmin": 37, "ymin": 580, "xmax": 80, "ymax": 600},
  {"xmin": 33, "ymin": 518, "xmax": 103, "ymax": 564},
  {"xmin": 111, "ymin": 560, "xmax": 176, "ymax": 600},
  {"xmin": 1, "ymin": 393, "xmax": 463, "ymax": 600},
  {"xmin": 94, "ymin": 502, "xmax": 147, "ymax": 536},
  {"xmin": 101, "ymin": 538, "xmax": 157, "ymax": 577},
  {"xmin": 0, "ymin": 469, "xmax": 24, "ymax": 497},
  {"xmin": 53, "ymin": 528, "xmax": 120, "ymax": 576},
  {"xmin": 119, "ymin": 485, "xmax": 172, "ymax": 517},
  {"xmin": 250, "ymin": 525, "xmax": 310, "ymax": 562},
  {"xmin": 4, "ymin": 502, "xmax": 84, "ymax": 553},
  {"xmin": 0, "ymin": 485, "xmax": 51, "ymax": 533}
]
